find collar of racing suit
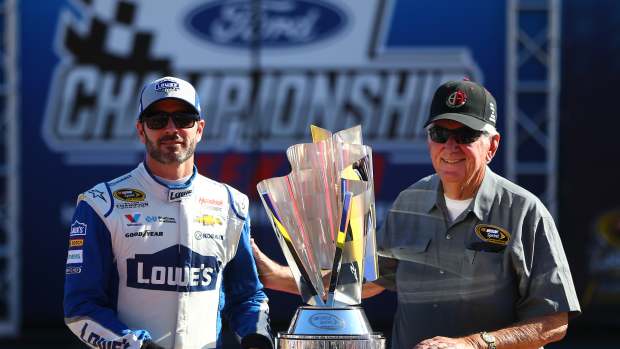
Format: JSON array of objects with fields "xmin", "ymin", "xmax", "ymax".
[{"xmin": 139, "ymin": 162, "xmax": 198, "ymax": 203}]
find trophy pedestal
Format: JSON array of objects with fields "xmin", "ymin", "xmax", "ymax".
[
  {"xmin": 276, "ymin": 306, "xmax": 386, "ymax": 349},
  {"xmin": 277, "ymin": 334, "xmax": 385, "ymax": 349}
]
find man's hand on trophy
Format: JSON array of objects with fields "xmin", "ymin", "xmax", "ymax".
[{"xmin": 251, "ymin": 238, "xmax": 299, "ymax": 294}]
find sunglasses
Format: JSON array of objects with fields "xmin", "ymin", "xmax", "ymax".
[
  {"xmin": 428, "ymin": 125, "xmax": 485, "ymax": 144},
  {"xmin": 141, "ymin": 112, "xmax": 200, "ymax": 130}
]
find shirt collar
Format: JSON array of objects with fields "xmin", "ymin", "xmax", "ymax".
[
  {"xmin": 471, "ymin": 166, "xmax": 497, "ymax": 221},
  {"xmin": 423, "ymin": 166, "xmax": 496, "ymax": 220},
  {"xmin": 421, "ymin": 175, "xmax": 442, "ymax": 213},
  {"xmin": 142, "ymin": 161, "xmax": 197, "ymax": 189}
]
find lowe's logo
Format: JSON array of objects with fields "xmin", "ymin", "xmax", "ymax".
[
  {"xmin": 127, "ymin": 245, "xmax": 221, "ymax": 292},
  {"xmin": 70, "ymin": 220, "xmax": 87, "ymax": 237},
  {"xmin": 186, "ymin": 0, "xmax": 347, "ymax": 47},
  {"xmin": 169, "ymin": 189, "xmax": 192, "ymax": 202}
]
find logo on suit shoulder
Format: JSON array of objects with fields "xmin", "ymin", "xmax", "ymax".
[
  {"xmin": 113, "ymin": 188, "xmax": 146, "ymax": 202},
  {"xmin": 70, "ymin": 220, "xmax": 87, "ymax": 237},
  {"xmin": 67, "ymin": 250, "xmax": 83, "ymax": 264},
  {"xmin": 66, "ymin": 266, "xmax": 82, "ymax": 274},
  {"xmin": 86, "ymin": 189, "xmax": 107, "ymax": 202},
  {"xmin": 69, "ymin": 239, "xmax": 84, "ymax": 248}
]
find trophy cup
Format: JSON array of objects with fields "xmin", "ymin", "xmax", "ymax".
[{"xmin": 257, "ymin": 125, "xmax": 385, "ymax": 349}]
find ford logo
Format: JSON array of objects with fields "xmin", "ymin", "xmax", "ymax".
[
  {"xmin": 309, "ymin": 313, "xmax": 345, "ymax": 330},
  {"xmin": 186, "ymin": 0, "xmax": 348, "ymax": 48}
]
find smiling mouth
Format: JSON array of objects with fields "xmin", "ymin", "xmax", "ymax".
[
  {"xmin": 159, "ymin": 139, "xmax": 184, "ymax": 146},
  {"xmin": 442, "ymin": 158, "xmax": 464, "ymax": 164}
]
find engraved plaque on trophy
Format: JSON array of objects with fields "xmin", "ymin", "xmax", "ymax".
[{"xmin": 257, "ymin": 125, "xmax": 385, "ymax": 349}]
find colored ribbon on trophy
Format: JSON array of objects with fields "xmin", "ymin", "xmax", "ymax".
[{"xmin": 327, "ymin": 188, "xmax": 353, "ymax": 306}]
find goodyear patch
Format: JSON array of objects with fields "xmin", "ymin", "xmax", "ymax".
[
  {"xmin": 113, "ymin": 188, "xmax": 146, "ymax": 202},
  {"xmin": 69, "ymin": 239, "xmax": 84, "ymax": 248},
  {"xmin": 475, "ymin": 224, "xmax": 511, "ymax": 245}
]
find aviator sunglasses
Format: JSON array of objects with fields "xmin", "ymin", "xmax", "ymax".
[
  {"xmin": 428, "ymin": 125, "xmax": 485, "ymax": 144},
  {"xmin": 141, "ymin": 112, "xmax": 200, "ymax": 130}
]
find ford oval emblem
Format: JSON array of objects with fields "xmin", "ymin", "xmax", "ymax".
[
  {"xmin": 186, "ymin": 0, "xmax": 348, "ymax": 48},
  {"xmin": 309, "ymin": 313, "xmax": 345, "ymax": 330}
]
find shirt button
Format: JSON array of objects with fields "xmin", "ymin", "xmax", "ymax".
[
  {"xmin": 439, "ymin": 270, "xmax": 445, "ymax": 274},
  {"xmin": 446, "ymin": 234, "xmax": 452, "ymax": 240}
]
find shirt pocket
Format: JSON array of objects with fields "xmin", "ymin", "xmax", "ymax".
[
  {"xmin": 462, "ymin": 249, "xmax": 506, "ymax": 282},
  {"xmin": 382, "ymin": 210, "xmax": 436, "ymax": 262}
]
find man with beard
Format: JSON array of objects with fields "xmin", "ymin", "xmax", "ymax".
[{"xmin": 63, "ymin": 77, "xmax": 272, "ymax": 349}]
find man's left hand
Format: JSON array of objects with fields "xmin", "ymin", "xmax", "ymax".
[{"xmin": 414, "ymin": 336, "xmax": 478, "ymax": 349}]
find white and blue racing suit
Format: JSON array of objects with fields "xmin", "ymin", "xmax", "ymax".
[{"xmin": 64, "ymin": 163, "xmax": 272, "ymax": 349}]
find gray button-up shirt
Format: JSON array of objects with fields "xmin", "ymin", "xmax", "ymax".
[{"xmin": 377, "ymin": 167, "xmax": 580, "ymax": 349}]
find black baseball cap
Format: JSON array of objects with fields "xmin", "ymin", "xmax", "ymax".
[{"xmin": 425, "ymin": 79, "xmax": 497, "ymax": 131}]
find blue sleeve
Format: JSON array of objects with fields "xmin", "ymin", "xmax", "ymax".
[
  {"xmin": 64, "ymin": 201, "xmax": 150, "ymax": 347},
  {"xmin": 222, "ymin": 218, "xmax": 273, "ymax": 349}
]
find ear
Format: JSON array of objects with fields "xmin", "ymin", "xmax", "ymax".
[
  {"xmin": 195, "ymin": 119, "xmax": 206, "ymax": 143},
  {"xmin": 486, "ymin": 133, "xmax": 501, "ymax": 163},
  {"xmin": 136, "ymin": 120, "xmax": 146, "ymax": 145}
]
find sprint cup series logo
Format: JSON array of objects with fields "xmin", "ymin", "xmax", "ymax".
[{"xmin": 42, "ymin": 0, "xmax": 481, "ymax": 163}]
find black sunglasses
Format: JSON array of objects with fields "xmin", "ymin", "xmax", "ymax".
[
  {"xmin": 141, "ymin": 112, "xmax": 200, "ymax": 130},
  {"xmin": 428, "ymin": 125, "xmax": 485, "ymax": 144}
]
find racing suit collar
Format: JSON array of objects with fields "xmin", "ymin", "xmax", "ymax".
[{"xmin": 142, "ymin": 161, "xmax": 197, "ymax": 190}]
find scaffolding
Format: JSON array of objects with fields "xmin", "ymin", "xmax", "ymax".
[
  {"xmin": 0, "ymin": 0, "xmax": 19, "ymax": 337},
  {"xmin": 506, "ymin": 0, "xmax": 561, "ymax": 217}
]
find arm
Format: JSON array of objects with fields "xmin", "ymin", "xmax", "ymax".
[
  {"xmin": 223, "ymin": 220, "xmax": 273, "ymax": 349},
  {"xmin": 250, "ymin": 238, "xmax": 298, "ymax": 294},
  {"xmin": 251, "ymin": 238, "xmax": 386, "ymax": 298},
  {"xmin": 414, "ymin": 312, "xmax": 568, "ymax": 349},
  {"xmin": 64, "ymin": 201, "xmax": 151, "ymax": 349}
]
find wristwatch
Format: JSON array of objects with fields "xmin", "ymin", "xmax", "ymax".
[{"xmin": 480, "ymin": 331, "xmax": 496, "ymax": 349}]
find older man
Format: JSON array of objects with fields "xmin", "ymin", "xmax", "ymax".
[{"xmin": 252, "ymin": 79, "xmax": 580, "ymax": 349}]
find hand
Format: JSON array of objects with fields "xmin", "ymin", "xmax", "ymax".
[
  {"xmin": 414, "ymin": 336, "xmax": 477, "ymax": 349},
  {"xmin": 250, "ymin": 238, "xmax": 287, "ymax": 290}
]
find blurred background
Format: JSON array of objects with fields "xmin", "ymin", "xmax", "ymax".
[{"xmin": 0, "ymin": 0, "xmax": 619, "ymax": 347}]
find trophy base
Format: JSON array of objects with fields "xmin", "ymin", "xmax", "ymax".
[
  {"xmin": 276, "ymin": 306, "xmax": 385, "ymax": 348},
  {"xmin": 277, "ymin": 334, "xmax": 385, "ymax": 349}
]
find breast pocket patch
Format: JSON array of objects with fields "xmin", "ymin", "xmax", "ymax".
[{"xmin": 470, "ymin": 224, "xmax": 511, "ymax": 252}]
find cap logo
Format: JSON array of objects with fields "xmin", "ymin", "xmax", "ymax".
[
  {"xmin": 446, "ymin": 90, "xmax": 468, "ymax": 108},
  {"xmin": 155, "ymin": 80, "xmax": 180, "ymax": 92},
  {"xmin": 489, "ymin": 102, "xmax": 496, "ymax": 122}
]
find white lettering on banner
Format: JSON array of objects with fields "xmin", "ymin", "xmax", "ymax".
[
  {"xmin": 210, "ymin": 2, "xmax": 322, "ymax": 44},
  {"xmin": 56, "ymin": 67, "xmax": 97, "ymax": 138},
  {"xmin": 42, "ymin": 0, "xmax": 482, "ymax": 162}
]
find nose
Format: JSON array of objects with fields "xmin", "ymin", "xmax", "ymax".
[
  {"xmin": 163, "ymin": 116, "xmax": 178, "ymax": 132},
  {"xmin": 445, "ymin": 136, "xmax": 460, "ymax": 151}
]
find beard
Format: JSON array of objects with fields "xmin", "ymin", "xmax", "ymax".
[{"xmin": 144, "ymin": 132, "xmax": 197, "ymax": 165}]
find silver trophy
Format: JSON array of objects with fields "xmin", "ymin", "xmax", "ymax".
[{"xmin": 257, "ymin": 125, "xmax": 385, "ymax": 349}]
